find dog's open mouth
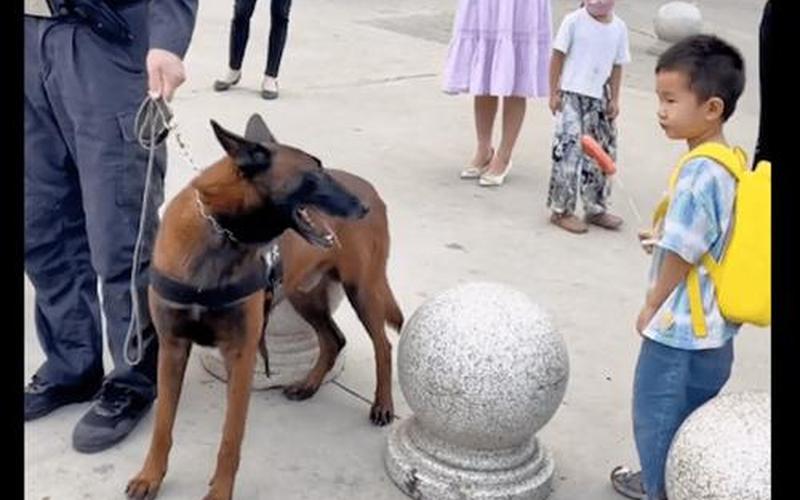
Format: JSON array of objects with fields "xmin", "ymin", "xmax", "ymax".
[{"xmin": 294, "ymin": 207, "xmax": 337, "ymax": 248}]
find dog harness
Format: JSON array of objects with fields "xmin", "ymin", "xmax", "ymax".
[{"xmin": 149, "ymin": 244, "xmax": 282, "ymax": 309}]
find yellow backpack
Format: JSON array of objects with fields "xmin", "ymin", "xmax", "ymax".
[{"xmin": 652, "ymin": 143, "xmax": 771, "ymax": 337}]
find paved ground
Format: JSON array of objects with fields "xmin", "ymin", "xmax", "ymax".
[{"xmin": 25, "ymin": 1, "xmax": 770, "ymax": 499}]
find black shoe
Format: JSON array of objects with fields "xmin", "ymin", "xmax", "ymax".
[
  {"xmin": 24, "ymin": 375, "xmax": 101, "ymax": 422},
  {"xmin": 72, "ymin": 382, "xmax": 153, "ymax": 454}
]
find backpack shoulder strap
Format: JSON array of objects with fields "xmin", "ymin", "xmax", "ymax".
[
  {"xmin": 683, "ymin": 143, "xmax": 746, "ymax": 181},
  {"xmin": 654, "ymin": 143, "xmax": 745, "ymax": 338}
]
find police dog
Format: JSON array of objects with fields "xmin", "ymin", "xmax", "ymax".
[{"xmin": 126, "ymin": 115, "xmax": 403, "ymax": 500}]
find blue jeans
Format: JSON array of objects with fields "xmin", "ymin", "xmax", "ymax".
[{"xmin": 633, "ymin": 337, "xmax": 734, "ymax": 500}]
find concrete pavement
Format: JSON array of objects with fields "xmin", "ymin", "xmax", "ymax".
[{"xmin": 25, "ymin": 1, "xmax": 770, "ymax": 498}]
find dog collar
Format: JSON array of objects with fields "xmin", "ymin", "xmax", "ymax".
[{"xmin": 149, "ymin": 245, "xmax": 282, "ymax": 308}]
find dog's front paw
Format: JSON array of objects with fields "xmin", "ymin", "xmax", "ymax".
[
  {"xmin": 283, "ymin": 381, "xmax": 320, "ymax": 401},
  {"xmin": 126, "ymin": 471, "xmax": 164, "ymax": 500},
  {"xmin": 370, "ymin": 401, "xmax": 395, "ymax": 426}
]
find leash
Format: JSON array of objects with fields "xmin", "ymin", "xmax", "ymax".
[
  {"xmin": 610, "ymin": 174, "xmax": 644, "ymax": 225},
  {"xmin": 123, "ymin": 94, "xmax": 201, "ymax": 366}
]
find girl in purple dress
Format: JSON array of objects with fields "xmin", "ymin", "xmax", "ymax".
[{"xmin": 443, "ymin": 0, "xmax": 552, "ymax": 186}]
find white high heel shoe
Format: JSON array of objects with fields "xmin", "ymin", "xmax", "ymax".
[
  {"xmin": 478, "ymin": 160, "xmax": 513, "ymax": 186},
  {"xmin": 460, "ymin": 148, "xmax": 494, "ymax": 179}
]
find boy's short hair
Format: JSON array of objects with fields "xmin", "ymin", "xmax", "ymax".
[{"xmin": 656, "ymin": 34, "xmax": 745, "ymax": 122}]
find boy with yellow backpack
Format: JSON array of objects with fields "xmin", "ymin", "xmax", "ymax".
[{"xmin": 610, "ymin": 35, "xmax": 770, "ymax": 500}]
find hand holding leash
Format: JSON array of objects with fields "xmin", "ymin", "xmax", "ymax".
[{"xmin": 147, "ymin": 48, "xmax": 186, "ymax": 101}]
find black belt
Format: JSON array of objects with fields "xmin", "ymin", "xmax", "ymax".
[
  {"xmin": 150, "ymin": 248, "xmax": 283, "ymax": 309},
  {"xmin": 25, "ymin": 0, "xmax": 138, "ymax": 45}
]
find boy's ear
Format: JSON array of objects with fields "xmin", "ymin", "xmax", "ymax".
[{"xmin": 705, "ymin": 96, "xmax": 725, "ymax": 122}]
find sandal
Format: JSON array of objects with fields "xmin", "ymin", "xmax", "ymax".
[
  {"xmin": 586, "ymin": 212, "xmax": 624, "ymax": 230},
  {"xmin": 610, "ymin": 466, "xmax": 647, "ymax": 499},
  {"xmin": 550, "ymin": 212, "xmax": 588, "ymax": 234}
]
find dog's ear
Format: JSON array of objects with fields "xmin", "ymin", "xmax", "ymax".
[
  {"xmin": 211, "ymin": 119, "xmax": 273, "ymax": 177},
  {"xmin": 244, "ymin": 114, "xmax": 277, "ymax": 144}
]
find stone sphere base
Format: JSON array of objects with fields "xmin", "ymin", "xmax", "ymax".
[
  {"xmin": 199, "ymin": 285, "xmax": 345, "ymax": 390},
  {"xmin": 385, "ymin": 417, "xmax": 555, "ymax": 500}
]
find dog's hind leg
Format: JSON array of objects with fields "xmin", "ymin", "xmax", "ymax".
[
  {"xmin": 127, "ymin": 333, "xmax": 192, "ymax": 500},
  {"xmin": 283, "ymin": 278, "xmax": 345, "ymax": 401},
  {"xmin": 343, "ymin": 280, "xmax": 395, "ymax": 426},
  {"xmin": 205, "ymin": 295, "xmax": 264, "ymax": 500}
]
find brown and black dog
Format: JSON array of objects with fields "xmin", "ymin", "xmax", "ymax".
[{"xmin": 126, "ymin": 115, "xmax": 402, "ymax": 500}]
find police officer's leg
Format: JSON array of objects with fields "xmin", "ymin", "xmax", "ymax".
[
  {"xmin": 45, "ymin": 23, "xmax": 164, "ymax": 452},
  {"xmin": 24, "ymin": 17, "xmax": 105, "ymax": 421}
]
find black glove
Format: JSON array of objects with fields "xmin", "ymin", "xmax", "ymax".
[{"xmin": 66, "ymin": 0, "xmax": 134, "ymax": 45}]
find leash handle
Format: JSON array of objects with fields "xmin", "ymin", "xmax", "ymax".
[
  {"xmin": 134, "ymin": 95, "xmax": 172, "ymax": 148},
  {"xmin": 124, "ymin": 94, "xmax": 204, "ymax": 365},
  {"xmin": 124, "ymin": 95, "xmax": 165, "ymax": 366}
]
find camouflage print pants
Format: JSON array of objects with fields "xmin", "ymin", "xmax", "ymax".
[{"xmin": 547, "ymin": 90, "xmax": 616, "ymax": 216}]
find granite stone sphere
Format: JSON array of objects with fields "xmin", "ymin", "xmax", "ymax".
[
  {"xmin": 654, "ymin": 2, "xmax": 703, "ymax": 43},
  {"xmin": 666, "ymin": 391, "xmax": 771, "ymax": 500},
  {"xmin": 397, "ymin": 282, "xmax": 569, "ymax": 451}
]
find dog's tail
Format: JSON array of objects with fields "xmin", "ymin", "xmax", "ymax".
[{"xmin": 384, "ymin": 284, "xmax": 404, "ymax": 333}]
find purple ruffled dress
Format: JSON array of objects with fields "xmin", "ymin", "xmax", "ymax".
[{"xmin": 442, "ymin": 0, "xmax": 553, "ymax": 98}]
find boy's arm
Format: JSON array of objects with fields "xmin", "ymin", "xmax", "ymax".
[
  {"xmin": 549, "ymin": 50, "xmax": 566, "ymax": 115},
  {"xmin": 636, "ymin": 158, "xmax": 728, "ymax": 335},
  {"xmin": 636, "ymin": 251, "xmax": 693, "ymax": 334},
  {"xmin": 607, "ymin": 64, "xmax": 622, "ymax": 120}
]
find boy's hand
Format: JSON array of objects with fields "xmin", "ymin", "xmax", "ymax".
[
  {"xmin": 637, "ymin": 229, "xmax": 658, "ymax": 254},
  {"xmin": 636, "ymin": 303, "xmax": 659, "ymax": 335},
  {"xmin": 549, "ymin": 93, "xmax": 563, "ymax": 115},
  {"xmin": 607, "ymin": 99, "xmax": 619, "ymax": 120}
]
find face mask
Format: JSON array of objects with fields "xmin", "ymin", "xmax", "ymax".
[{"xmin": 586, "ymin": 0, "xmax": 615, "ymax": 17}]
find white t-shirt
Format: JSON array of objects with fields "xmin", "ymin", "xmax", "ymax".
[{"xmin": 553, "ymin": 8, "xmax": 631, "ymax": 99}]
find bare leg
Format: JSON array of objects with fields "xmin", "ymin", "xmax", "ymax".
[
  {"xmin": 485, "ymin": 96, "xmax": 526, "ymax": 175},
  {"xmin": 471, "ymin": 95, "xmax": 499, "ymax": 168}
]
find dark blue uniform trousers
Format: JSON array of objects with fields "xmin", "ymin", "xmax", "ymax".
[{"xmin": 25, "ymin": 13, "xmax": 165, "ymax": 401}]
